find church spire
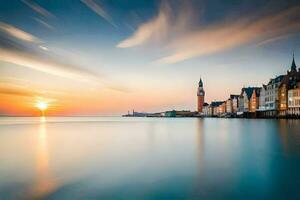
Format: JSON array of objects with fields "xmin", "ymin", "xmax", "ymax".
[{"xmin": 291, "ymin": 52, "xmax": 297, "ymax": 72}]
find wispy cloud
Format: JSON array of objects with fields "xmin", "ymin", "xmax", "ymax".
[
  {"xmin": 117, "ymin": 3, "xmax": 171, "ymax": 48},
  {"xmin": 33, "ymin": 17, "xmax": 55, "ymax": 31},
  {"xmin": 256, "ymin": 34, "xmax": 293, "ymax": 47},
  {"xmin": 159, "ymin": 6, "xmax": 300, "ymax": 64},
  {"xmin": 0, "ymin": 22, "xmax": 40, "ymax": 43},
  {"xmin": 0, "ymin": 80, "xmax": 65, "ymax": 98},
  {"xmin": 117, "ymin": 2, "xmax": 194, "ymax": 49},
  {"xmin": 0, "ymin": 85, "xmax": 37, "ymax": 97},
  {"xmin": 21, "ymin": 0, "xmax": 55, "ymax": 18},
  {"xmin": 81, "ymin": 0, "xmax": 115, "ymax": 26},
  {"xmin": 0, "ymin": 48, "xmax": 100, "ymax": 82},
  {"xmin": 0, "ymin": 22, "xmax": 101, "ymax": 82},
  {"xmin": 118, "ymin": 2, "xmax": 300, "ymax": 64}
]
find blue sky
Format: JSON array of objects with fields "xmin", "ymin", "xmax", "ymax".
[{"xmin": 0, "ymin": 0, "xmax": 300, "ymax": 115}]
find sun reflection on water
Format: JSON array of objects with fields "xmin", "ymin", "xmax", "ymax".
[{"xmin": 27, "ymin": 117, "xmax": 58, "ymax": 199}]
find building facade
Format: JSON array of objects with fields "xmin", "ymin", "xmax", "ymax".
[
  {"xmin": 226, "ymin": 99, "xmax": 232, "ymax": 114},
  {"xmin": 264, "ymin": 75, "xmax": 285, "ymax": 116},
  {"xmin": 197, "ymin": 78, "xmax": 205, "ymax": 113},
  {"xmin": 203, "ymin": 103, "xmax": 210, "ymax": 116},
  {"xmin": 238, "ymin": 94, "xmax": 244, "ymax": 115},
  {"xmin": 259, "ymin": 85, "xmax": 266, "ymax": 111},
  {"xmin": 210, "ymin": 101, "xmax": 225, "ymax": 116},
  {"xmin": 226, "ymin": 95, "xmax": 239, "ymax": 115},
  {"xmin": 241, "ymin": 87, "xmax": 261, "ymax": 113},
  {"xmin": 288, "ymin": 86, "xmax": 300, "ymax": 116}
]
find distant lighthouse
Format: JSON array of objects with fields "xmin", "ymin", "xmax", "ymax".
[{"xmin": 197, "ymin": 78, "xmax": 205, "ymax": 113}]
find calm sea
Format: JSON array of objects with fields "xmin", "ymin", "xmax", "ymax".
[{"xmin": 0, "ymin": 117, "xmax": 299, "ymax": 200}]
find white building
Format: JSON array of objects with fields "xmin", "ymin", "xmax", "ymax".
[
  {"xmin": 226, "ymin": 95, "xmax": 239, "ymax": 115},
  {"xmin": 203, "ymin": 103, "xmax": 210, "ymax": 116},
  {"xmin": 259, "ymin": 85, "xmax": 266, "ymax": 111},
  {"xmin": 265, "ymin": 75, "xmax": 285, "ymax": 116}
]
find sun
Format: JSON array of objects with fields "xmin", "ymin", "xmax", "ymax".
[{"xmin": 36, "ymin": 101, "xmax": 48, "ymax": 115}]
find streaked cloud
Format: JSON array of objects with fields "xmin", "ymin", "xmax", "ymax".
[
  {"xmin": 0, "ymin": 48, "xmax": 100, "ymax": 82},
  {"xmin": 33, "ymin": 17, "xmax": 55, "ymax": 31},
  {"xmin": 118, "ymin": 2, "xmax": 300, "ymax": 64},
  {"xmin": 21, "ymin": 0, "xmax": 55, "ymax": 18},
  {"xmin": 0, "ymin": 22, "xmax": 40, "ymax": 43},
  {"xmin": 256, "ymin": 34, "xmax": 293, "ymax": 47},
  {"xmin": 81, "ymin": 0, "xmax": 115, "ymax": 26},
  {"xmin": 159, "ymin": 6, "xmax": 300, "ymax": 64},
  {"xmin": 0, "ymin": 21, "xmax": 102, "ymax": 83},
  {"xmin": 0, "ymin": 85, "xmax": 37, "ymax": 97},
  {"xmin": 0, "ymin": 80, "xmax": 64, "ymax": 99}
]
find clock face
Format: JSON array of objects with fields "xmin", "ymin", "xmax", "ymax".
[{"xmin": 199, "ymin": 92, "xmax": 204, "ymax": 96}]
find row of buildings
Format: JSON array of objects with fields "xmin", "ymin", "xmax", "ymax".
[{"xmin": 198, "ymin": 55, "xmax": 300, "ymax": 118}]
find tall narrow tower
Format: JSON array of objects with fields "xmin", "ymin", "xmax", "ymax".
[{"xmin": 197, "ymin": 77, "xmax": 205, "ymax": 113}]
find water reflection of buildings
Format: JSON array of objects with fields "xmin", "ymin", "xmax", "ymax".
[
  {"xmin": 195, "ymin": 119, "xmax": 205, "ymax": 171},
  {"xmin": 28, "ymin": 117, "xmax": 57, "ymax": 199},
  {"xmin": 278, "ymin": 119, "xmax": 300, "ymax": 155}
]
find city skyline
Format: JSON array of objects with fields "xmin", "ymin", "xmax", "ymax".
[{"xmin": 1, "ymin": 0, "xmax": 300, "ymax": 116}]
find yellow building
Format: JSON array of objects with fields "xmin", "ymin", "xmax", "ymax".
[{"xmin": 288, "ymin": 87, "xmax": 300, "ymax": 116}]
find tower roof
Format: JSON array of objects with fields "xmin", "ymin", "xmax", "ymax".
[
  {"xmin": 291, "ymin": 52, "xmax": 297, "ymax": 71},
  {"xmin": 199, "ymin": 77, "xmax": 203, "ymax": 87}
]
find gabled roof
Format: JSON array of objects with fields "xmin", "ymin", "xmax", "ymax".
[
  {"xmin": 244, "ymin": 88, "xmax": 254, "ymax": 99},
  {"xmin": 241, "ymin": 87, "xmax": 262, "ymax": 100},
  {"xmin": 211, "ymin": 101, "xmax": 224, "ymax": 107}
]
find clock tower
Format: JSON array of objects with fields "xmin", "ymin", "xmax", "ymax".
[{"xmin": 197, "ymin": 78, "xmax": 205, "ymax": 113}]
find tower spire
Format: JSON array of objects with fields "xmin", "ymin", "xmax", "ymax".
[
  {"xmin": 199, "ymin": 76, "xmax": 203, "ymax": 87},
  {"xmin": 291, "ymin": 51, "xmax": 297, "ymax": 71}
]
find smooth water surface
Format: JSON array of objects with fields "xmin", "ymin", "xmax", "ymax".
[{"xmin": 0, "ymin": 117, "xmax": 299, "ymax": 199}]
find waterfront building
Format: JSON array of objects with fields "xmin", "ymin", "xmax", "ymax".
[
  {"xmin": 264, "ymin": 75, "xmax": 285, "ymax": 116},
  {"xmin": 238, "ymin": 93, "xmax": 244, "ymax": 115},
  {"xmin": 197, "ymin": 78, "xmax": 205, "ymax": 113},
  {"xmin": 241, "ymin": 87, "xmax": 262, "ymax": 113},
  {"xmin": 203, "ymin": 103, "xmax": 210, "ymax": 116},
  {"xmin": 218, "ymin": 102, "xmax": 226, "ymax": 116},
  {"xmin": 232, "ymin": 95, "xmax": 239, "ymax": 114},
  {"xmin": 226, "ymin": 94, "xmax": 239, "ymax": 114},
  {"xmin": 278, "ymin": 54, "xmax": 300, "ymax": 116},
  {"xmin": 226, "ymin": 99, "xmax": 232, "ymax": 114},
  {"xmin": 259, "ymin": 85, "xmax": 267, "ymax": 111},
  {"xmin": 226, "ymin": 95, "xmax": 239, "ymax": 115},
  {"xmin": 288, "ymin": 83, "xmax": 300, "ymax": 116},
  {"xmin": 211, "ymin": 101, "xmax": 225, "ymax": 116}
]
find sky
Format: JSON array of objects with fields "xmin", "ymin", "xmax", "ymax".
[{"xmin": 0, "ymin": 0, "xmax": 300, "ymax": 116}]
